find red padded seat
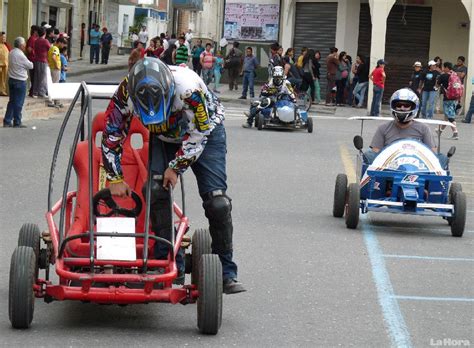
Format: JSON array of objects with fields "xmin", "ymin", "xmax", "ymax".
[{"xmin": 65, "ymin": 112, "xmax": 152, "ymax": 258}]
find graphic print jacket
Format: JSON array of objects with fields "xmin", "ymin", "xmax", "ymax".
[{"xmin": 101, "ymin": 66, "xmax": 225, "ymax": 183}]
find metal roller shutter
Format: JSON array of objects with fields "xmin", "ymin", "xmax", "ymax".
[
  {"xmin": 293, "ymin": 2, "xmax": 338, "ymax": 94},
  {"xmin": 385, "ymin": 5, "xmax": 432, "ymax": 102}
]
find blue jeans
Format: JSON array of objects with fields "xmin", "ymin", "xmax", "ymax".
[
  {"xmin": 150, "ymin": 124, "xmax": 237, "ymax": 280},
  {"xmin": 364, "ymin": 149, "xmax": 448, "ymax": 169},
  {"xmin": 3, "ymin": 78, "xmax": 27, "ymax": 126},
  {"xmin": 201, "ymin": 68, "xmax": 213, "ymax": 86},
  {"xmin": 421, "ymin": 90, "xmax": 436, "ymax": 119},
  {"xmin": 90, "ymin": 44, "xmax": 100, "ymax": 64},
  {"xmin": 464, "ymin": 94, "xmax": 473, "ymax": 123},
  {"xmin": 353, "ymin": 81, "xmax": 368, "ymax": 107},
  {"xmin": 370, "ymin": 85, "xmax": 384, "ymax": 116},
  {"xmin": 242, "ymin": 71, "xmax": 255, "ymax": 98}
]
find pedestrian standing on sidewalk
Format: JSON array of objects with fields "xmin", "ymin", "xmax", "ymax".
[
  {"xmin": 26, "ymin": 25, "xmax": 39, "ymax": 97},
  {"xmin": 32, "ymin": 27, "xmax": 50, "ymax": 98},
  {"xmin": 3, "ymin": 37, "xmax": 33, "ymax": 128},
  {"xmin": 437, "ymin": 62, "xmax": 460, "ymax": 139},
  {"xmin": 335, "ymin": 51, "xmax": 349, "ymax": 106},
  {"xmin": 268, "ymin": 42, "xmax": 283, "ymax": 78},
  {"xmin": 225, "ymin": 41, "xmax": 243, "ymax": 91},
  {"xmin": 408, "ymin": 61, "xmax": 423, "ymax": 97},
  {"xmin": 160, "ymin": 43, "xmax": 176, "ymax": 65},
  {"xmin": 312, "ymin": 51, "xmax": 322, "ymax": 104},
  {"xmin": 80, "ymin": 23, "xmax": 85, "ymax": 59},
  {"xmin": 462, "ymin": 90, "xmax": 473, "ymax": 123},
  {"xmin": 100, "ymin": 27, "xmax": 113, "ymax": 64},
  {"xmin": 419, "ymin": 60, "xmax": 440, "ymax": 119},
  {"xmin": 369, "ymin": 59, "xmax": 386, "ymax": 116},
  {"xmin": 325, "ymin": 47, "xmax": 339, "ymax": 106},
  {"xmin": 433, "ymin": 56, "xmax": 443, "ymax": 114},
  {"xmin": 453, "ymin": 56, "xmax": 467, "ymax": 115},
  {"xmin": 213, "ymin": 51, "xmax": 224, "ymax": 94},
  {"xmin": 59, "ymin": 46, "xmax": 68, "ymax": 82},
  {"xmin": 239, "ymin": 46, "xmax": 259, "ymax": 99},
  {"xmin": 185, "ymin": 29, "xmax": 193, "ymax": 46},
  {"xmin": 47, "ymin": 37, "xmax": 66, "ymax": 107},
  {"xmin": 0, "ymin": 32, "xmax": 10, "ymax": 96},
  {"xmin": 352, "ymin": 55, "xmax": 369, "ymax": 108},
  {"xmin": 175, "ymin": 36, "xmax": 189, "ymax": 65},
  {"xmin": 200, "ymin": 43, "xmax": 215, "ymax": 86},
  {"xmin": 138, "ymin": 26, "xmax": 148, "ymax": 47},
  {"xmin": 191, "ymin": 39, "xmax": 204, "ymax": 76},
  {"xmin": 89, "ymin": 24, "xmax": 100, "ymax": 64},
  {"xmin": 301, "ymin": 49, "xmax": 316, "ymax": 102}
]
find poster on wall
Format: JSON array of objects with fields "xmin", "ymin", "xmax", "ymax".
[{"xmin": 223, "ymin": 0, "xmax": 280, "ymax": 42}]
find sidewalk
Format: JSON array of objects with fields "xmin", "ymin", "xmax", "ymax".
[{"xmin": 0, "ymin": 53, "xmax": 128, "ymax": 125}]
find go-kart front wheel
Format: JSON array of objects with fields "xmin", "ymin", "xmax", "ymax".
[
  {"xmin": 451, "ymin": 191, "xmax": 466, "ymax": 237},
  {"xmin": 9, "ymin": 246, "xmax": 36, "ymax": 329},
  {"xmin": 197, "ymin": 254, "xmax": 223, "ymax": 335},
  {"xmin": 191, "ymin": 228, "xmax": 212, "ymax": 286},
  {"xmin": 333, "ymin": 174, "xmax": 348, "ymax": 217},
  {"xmin": 345, "ymin": 183, "xmax": 360, "ymax": 229},
  {"xmin": 447, "ymin": 182, "xmax": 462, "ymax": 226},
  {"xmin": 307, "ymin": 117, "xmax": 313, "ymax": 133},
  {"xmin": 257, "ymin": 114, "xmax": 265, "ymax": 130}
]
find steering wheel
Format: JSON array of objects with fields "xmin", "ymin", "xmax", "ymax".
[{"xmin": 93, "ymin": 188, "xmax": 143, "ymax": 218}]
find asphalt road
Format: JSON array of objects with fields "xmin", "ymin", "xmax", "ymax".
[{"xmin": 0, "ymin": 69, "xmax": 472, "ymax": 347}]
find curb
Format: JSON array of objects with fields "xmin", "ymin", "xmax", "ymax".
[{"xmin": 68, "ymin": 63, "xmax": 128, "ymax": 78}]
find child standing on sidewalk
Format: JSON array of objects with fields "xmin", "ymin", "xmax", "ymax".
[
  {"xmin": 59, "ymin": 46, "xmax": 68, "ymax": 82},
  {"xmin": 213, "ymin": 51, "xmax": 224, "ymax": 93}
]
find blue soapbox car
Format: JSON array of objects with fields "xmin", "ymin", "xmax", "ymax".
[
  {"xmin": 253, "ymin": 95, "xmax": 313, "ymax": 133},
  {"xmin": 333, "ymin": 117, "xmax": 467, "ymax": 237}
]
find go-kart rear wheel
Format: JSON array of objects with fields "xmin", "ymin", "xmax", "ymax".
[
  {"xmin": 257, "ymin": 114, "xmax": 265, "ymax": 130},
  {"xmin": 18, "ymin": 223, "xmax": 40, "ymax": 260},
  {"xmin": 191, "ymin": 228, "xmax": 212, "ymax": 286},
  {"xmin": 345, "ymin": 183, "xmax": 360, "ymax": 229},
  {"xmin": 197, "ymin": 254, "xmax": 223, "ymax": 335},
  {"xmin": 447, "ymin": 183, "xmax": 462, "ymax": 225},
  {"xmin": 307, "ymin": 117, "xmax": 313, "ymax": 133},
  {"xmin": 450, "ymin": 191, "xmax": 466, "ymax": 237},
  {"xmin": 333, "ymin": 174, "xmax": 348, "ymax": 218},
  {"xmin": 9, "ymin": 246, "xmax": 36, "ymax": 329}
]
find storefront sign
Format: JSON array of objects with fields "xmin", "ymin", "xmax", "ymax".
[{"xmin": 223, "ymin": 0, "xmax": 280, "ymax": 42}]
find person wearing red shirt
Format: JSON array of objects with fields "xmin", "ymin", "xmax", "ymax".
[
  {"xmin": 26, "ymin": 25, "xmax": 39, "ymax": 96},
  {"xmin": 32, "ymin": 27, "xmax": 51, "ymax": 98},
  {"xmin": 369, "ymin": 59, "xmax": 386, "ymax": 116}
]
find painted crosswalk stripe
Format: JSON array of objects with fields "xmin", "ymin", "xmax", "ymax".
[
  {"xmin": 393, "ymin": 295, "xmax": 474, "ymax": 302},
  {"xmin": 383, "ymin": 254, "xmax": 474, "ymax": 262}
]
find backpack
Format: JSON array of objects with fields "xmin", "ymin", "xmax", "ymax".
[{"xmin": 446, "ymin": 71, "xmax": 464, "ymax": 100}]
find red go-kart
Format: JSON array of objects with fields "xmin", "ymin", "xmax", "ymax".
[{"xmin": 8, "ymin": 83, "xmax": 223, "ymax": 334}]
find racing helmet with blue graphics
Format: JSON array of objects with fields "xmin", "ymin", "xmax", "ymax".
[
  {"xmin": 390, "ymin": 88, "xmax": 419, "ymax": 124},
  {"xmin": 128, "ymin": 57, "xmax": 175, "ymax": 126},
  {"xmin": 272, "ymin": 66, "xmax": 285, "ymax": 87}
]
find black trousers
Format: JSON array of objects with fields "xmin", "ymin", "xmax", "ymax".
[{"xmin": 101, "ymin": 45, "xmax": 111, "ymax": 64}]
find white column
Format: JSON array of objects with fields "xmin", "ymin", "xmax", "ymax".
[
  {"xmin": 279, "ymin": 0, "xmax": 295, "ymax": 49},
  {"xmin": 335, "ymin": 0, "xmax": 360, "ymax": 57},
  {"xmin": 367, "ymin": 0, "xmax": 396, "ymax": 113},
  {"xmin": 465, "ymin": 0, "xmax": 473, "ymax": 100}
]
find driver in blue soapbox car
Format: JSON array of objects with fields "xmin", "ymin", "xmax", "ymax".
[
  {"xmin": 242, "ymin": 66, "xmax": 303, "ymax": 128},
  {"xmin": 364, "ymin": 88, "xmax": 448, "ymax": 169}
]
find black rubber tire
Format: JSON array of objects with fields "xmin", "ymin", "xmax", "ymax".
[
  {"xmin": 18, "ymin": 223, "xmax": 40, "ymax": 259},
  {"xmin": 449, "ymin": 182, "xmax": 462, "ymax": 203},
  {"xmin": 447, "ymin": 183, "xmax": 462, "ymax": 225},
  {"xmin": 307, "ymin": 117, "xmax": 313, "ymax": 133},
  {"xmin": 333, "ymin": 174, "xmax": 348, "ymax": 218},
  {"xmin": 197, "ymin": 254, "xmax": 223, "ymax": 335},
  {"xmin": 191, "ymin": 228, "xmax": 212, "ymax": 286},
  {"xmin": 345, "ymin": 183, "xmax": 360, "ymax": 229},
  {"xmin": 451, "ymin": 191, "xmax": 466, "ymax": 237},
  {"xmin": 257, "ymin": 114, "xmax": 264, "ymax": 130},
  {"xmin": 9, "ymin": 246, "xmax": 36, "ymax": 329}
]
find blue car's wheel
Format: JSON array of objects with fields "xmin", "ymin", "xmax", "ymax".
[
  {"xmin": 345, "ymin": 183, "xmax": 360, "ymax": 229},
  {"xmin": 451, "ymin": 191, "xmax": 466, "ymax": 237},
  {"xmin": 257, "ymin": 114, "xmax": 265, "ymax": 130},
  {"xmin": 333, "ymin": 174, "xmax": 348, "ymax": 218}
]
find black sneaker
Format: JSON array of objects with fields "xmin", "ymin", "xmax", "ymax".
[
  {"xmin": 13, "ymin": 124, "xmax": 27, "ymax": 128},
  {"xmin": 3, "ymin": 122, "xmax": 12, "ymax": 128},
  {"xmin": 223, "ymin": 278, "xmax": 246, "ymax": 294},
  {"xmin": 238, "ymin": 95, "xmax": 247, "ymax": 100},
  {"xmin": 242, "ymin": 123, "xmax": 252, "ymax": 129}
]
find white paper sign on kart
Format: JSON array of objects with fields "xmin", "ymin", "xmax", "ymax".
[{"xmin": 96, "ymin": 217, "xmax": 136, "ymax": 261}]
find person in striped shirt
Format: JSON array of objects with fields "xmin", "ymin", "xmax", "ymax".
[{"xmin": 175, "ymin": 36, "xmax": 189, "ymax": 66}]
